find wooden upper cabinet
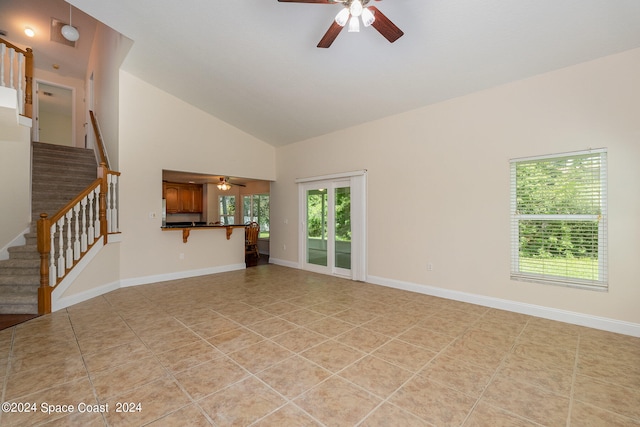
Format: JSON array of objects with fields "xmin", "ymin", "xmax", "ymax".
[
  {"xmin": 163, "ymin": 182, "xmax": 203, "ymax": 213},
  {"xmin": 164, "ymin": 183, "xmax": 180, "ymax": 213}
]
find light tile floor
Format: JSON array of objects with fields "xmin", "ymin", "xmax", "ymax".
[{"xmin": 1, "ymin": 265, "xmax": 639, "ymax": 426}]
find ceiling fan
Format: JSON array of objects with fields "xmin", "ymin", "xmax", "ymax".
[
  {"xmin": 217, "ymin": 177, "xmax": 245, "ymax": 191},
  {"xmin": 278, "ymin": 0, "xmax": 404, "ymax": 48}
]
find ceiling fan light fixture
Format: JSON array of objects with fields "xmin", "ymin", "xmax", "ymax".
[
  {"xmin": 217, "ymin": 178, "xmax": 231, "ymax": 191},
  {"xmin": 349, "ymin": 0, "xmax": 363, "ymax": 17},
  {"xmin": 361, "ymin": 7, "xmax": 375, "ymax": 27},
  {"xmin": 348, "ymin": 16, "xmax": 360, "ymax": 32},
  {"xmin": 335, "ymin": 8, "xmax": 350, "ymax": 27}
]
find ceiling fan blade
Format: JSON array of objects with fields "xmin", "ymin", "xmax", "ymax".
[
  {"xmin": 317, "ymin": 21, "xmax": 344, "ymax": 48},
  {"xmin": 368, "ymin": 6, "xmax": 404, "ymax": 43},
  {"xmin": 278, "ymin": 0, "xmax": 336, "ymax": 3}
]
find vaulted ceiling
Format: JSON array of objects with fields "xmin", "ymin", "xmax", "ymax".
[{"xmin": 5, "ymin": 1, "xmax": 640, "ymax": 146}]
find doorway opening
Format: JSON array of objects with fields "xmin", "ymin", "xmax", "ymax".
[{"xmin": 33, "ymin": 80, "xmax": 75, "ymax": 146}]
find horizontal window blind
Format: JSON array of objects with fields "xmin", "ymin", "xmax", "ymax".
[{"xmin": 510, "ymin": 149, "xmax": 607, "ymax": 290}]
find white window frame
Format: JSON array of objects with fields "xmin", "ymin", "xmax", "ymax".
[
  {"xmin": 243, "ymin": 194, "xmax": 270, "ymax": 238},
  {"xmin": 218, "ymin": 195, "xmax": 236, "ymax": 225},
  {"xmin": 510, "ymin": 149, "xmax": 608, "ymax": 291}
]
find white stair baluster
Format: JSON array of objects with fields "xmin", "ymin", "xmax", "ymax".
[
  {"xmin": 57, "ymin": 217, "xmax": 65, "ymax": 278},
  {"xmin": 81, "ymin": 196, "xmax": 88, "ymax": 251},
  {"xmin": 65, "ymin": 211, "xmax": 73, "ymax": 269},
  {"xmin": 73, "ymin": 204, "xmax": 81, "ymax": 260},
  {"xmin": 8, "ymin": 48, "xmax": 14, "ymax": 89},
  {"xmin": 94, "ymin": 187, "xmax": 101, "ymax": 238},
  {"xmin": 87, "ymin": 191, "xmax": 95, "ymax": 242},
  {"xmin": 111, "ymin": 175, "xmax": 119, "ymax": 232},
  {"xmin": 17, "ymin": 52, "xmax": 24, "ymax": 114},
  {"xmin": 49, "ymin": 224, "xmax": 56, "ymax": 286},
  {"xmin": 1, "ymin": 43, "xmax": 6, "ymax": 87},
  {"xmin": 106, "ymin": 175, "xmax": 112, "ymax": 233}
]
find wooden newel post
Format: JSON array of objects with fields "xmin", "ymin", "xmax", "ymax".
[
  {"xmin": 98, "ymin": 162, "xmax": 108, "ymax": 242},
  {"xmin": 37, "ymin": 213, "xmax": 52, "ymax": 314}
]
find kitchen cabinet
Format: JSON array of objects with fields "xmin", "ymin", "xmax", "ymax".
[{"xmin": 163, "ymin": 182, "xmax": 203, "ymax": 213}]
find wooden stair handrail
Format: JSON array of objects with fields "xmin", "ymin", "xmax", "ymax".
[
  {"xmin": 46, "ymin": 178, "xmax": 102, "ymax": 227},
  {"xmin": 90, "ymin": 110, "xmax": 110, "ymax": 169},
  {"xmin": 0, "ymin": 37, "xmax": 33, "ymax": 118}
]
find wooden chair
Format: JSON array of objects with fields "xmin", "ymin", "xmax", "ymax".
[{"xmin": 245, "ymin": 222, "xmax": 260, "ymax": 259}]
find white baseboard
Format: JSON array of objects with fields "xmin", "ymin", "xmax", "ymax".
[
  {"xmin": 53, "ymin": 278, "xmax": 120, "ymax": 312},
  {"xmin": 0, "ymin": 226, "xmax": 29, "ymax": 260},
  {"xmin": 367, "ymin": 275, "xmax": 640, "ymax": 338},
  {"xmin": 268, "ymin": 257, "xmax": 299, "ymax": 269},
  {"xmin": 119, "ymin": 263, "xmax": 246, "ymax": 288},
  {"xmin": 50, "ymin": 236, "xmax": 245, "ymax": 310}
]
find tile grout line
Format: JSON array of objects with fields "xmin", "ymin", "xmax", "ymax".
[
  {"xmin": 352, "ymin": 311, "xmax": 470, "ymax": 425},
  {"xmin": 68, "ymin": 311, "xmax": 107, "ymax": 425},
  {"xmin": 566, "ymin": 332, "xmax": 581, "ymax": 427},
  {"xmin": 0, "ymin": 326, "xmax": 17, "ymax": 426},
  {"xmin": 456, "ymin": 313, "xmax": 537, "ymax": 427},
  {"xmin": 176, "ymin": 307, "xmax": 327, "ymax": 425}
]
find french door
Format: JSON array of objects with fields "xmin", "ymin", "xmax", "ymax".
[{"xmin": 298, "ymin": 171, "xmax": 366, "ymax": 281}]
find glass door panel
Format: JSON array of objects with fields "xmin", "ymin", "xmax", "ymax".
[
  {"xmin": 298, "ymin": 172, "xmax": 366, "ymax": 281},
  {"xmin": 335, "ymin": 186, "xmax": 351, "ymax": 270},
  {"xmin": 307, "ymin": 189, "xmax": 328, "ymax": 267}
]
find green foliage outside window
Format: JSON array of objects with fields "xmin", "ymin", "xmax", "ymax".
[
  {"xmin": 516, "ymin": 155, "xmax": 601, "ymax": 260},
  {"xmin": 243, "ymin": 194, "xmax": 270, "ymax": 238},
  {"xmin": 307, "ymin": 188, "xmax": 351, "ymax": 242},
  {"xmin": 513, "ymin": 152, "xmax": 606, "ymax": 284}
]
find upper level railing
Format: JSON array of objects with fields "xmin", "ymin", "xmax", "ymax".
[
  {"xmin": 37, "ymin": 112, "xmax": 120, "ymax": 314},
  {"xmin": 0, "ymin": 37, "xmax": 33, "ymax": 118}
]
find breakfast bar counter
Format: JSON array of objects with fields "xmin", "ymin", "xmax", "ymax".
[{"xmin": 161, "ymin": 224, "xmax": 246, "ymax": 243}]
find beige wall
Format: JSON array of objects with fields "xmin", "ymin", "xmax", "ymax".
[
  {"xmin": 58, "ymin": 241, "xmax": 120, "ymax": 300},
  {"xmin": 117, "ymin": 71, "xmax": 276, "ymax": 281},
  {"xmin": 272, "ymin": 48, "xmax": 640, "ymax": 325},
  {"xmin": 0, "ymin": 124, "xmax": 31, "ymax": 252},
  {"xmin": 86, "ymin": 22, "xmax": 133, "ymax": 170}
]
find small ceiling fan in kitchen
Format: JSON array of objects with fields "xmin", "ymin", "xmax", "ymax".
[
  {"xmin": 217, "ymin": 177, "xmax": 245, "ymax": 191},
  {"xmin": 278, "ymin": 0, "xmax": 404, "ymax": 48}
]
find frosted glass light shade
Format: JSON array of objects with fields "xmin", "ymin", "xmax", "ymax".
[
  {"xmin": 350, "ymin": 0, "xmax": 363, "ymax": 17},
  {"xmin": 335, "ymin": 8, "xmax": 350, "ymax": 26},
  {"xmin": 362, "ymin": 8, "xmax": 375, "ymax": 27},
  {"xmin": 348, "ymin": 16, "xmax": 360, "ymax": 32},
  {"xmin": 61, "ymin": 25, "xmax": 79, "ymax": 42}
]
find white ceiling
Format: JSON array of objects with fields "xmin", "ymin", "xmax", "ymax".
[{"xmin": 6, "ymin": 1, "xmax": 640, "ymax": 147}]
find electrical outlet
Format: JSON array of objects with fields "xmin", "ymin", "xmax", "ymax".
[
  {"xmin": 283, "ymin": 244, "xmax": 286, "ymax": 251},
  {"xmin": 427, "ymin": 262, "xmax": 433, "ymax": 271},
  {"xmin": 179, "ymin": 253, "xmax": 184, "ymax": 260},
  {"xmin": 149, "ymin": 212, "xmax": 157, "ymax": 219}
]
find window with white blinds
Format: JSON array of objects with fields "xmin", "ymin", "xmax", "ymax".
[{"xmin": 510, "ymin": 149, "xmax": 608, "ymax": 290}]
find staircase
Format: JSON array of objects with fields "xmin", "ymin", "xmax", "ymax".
[{"xmin": 0, "ymin": 142, "xmax": 97, "ymax": 314}]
